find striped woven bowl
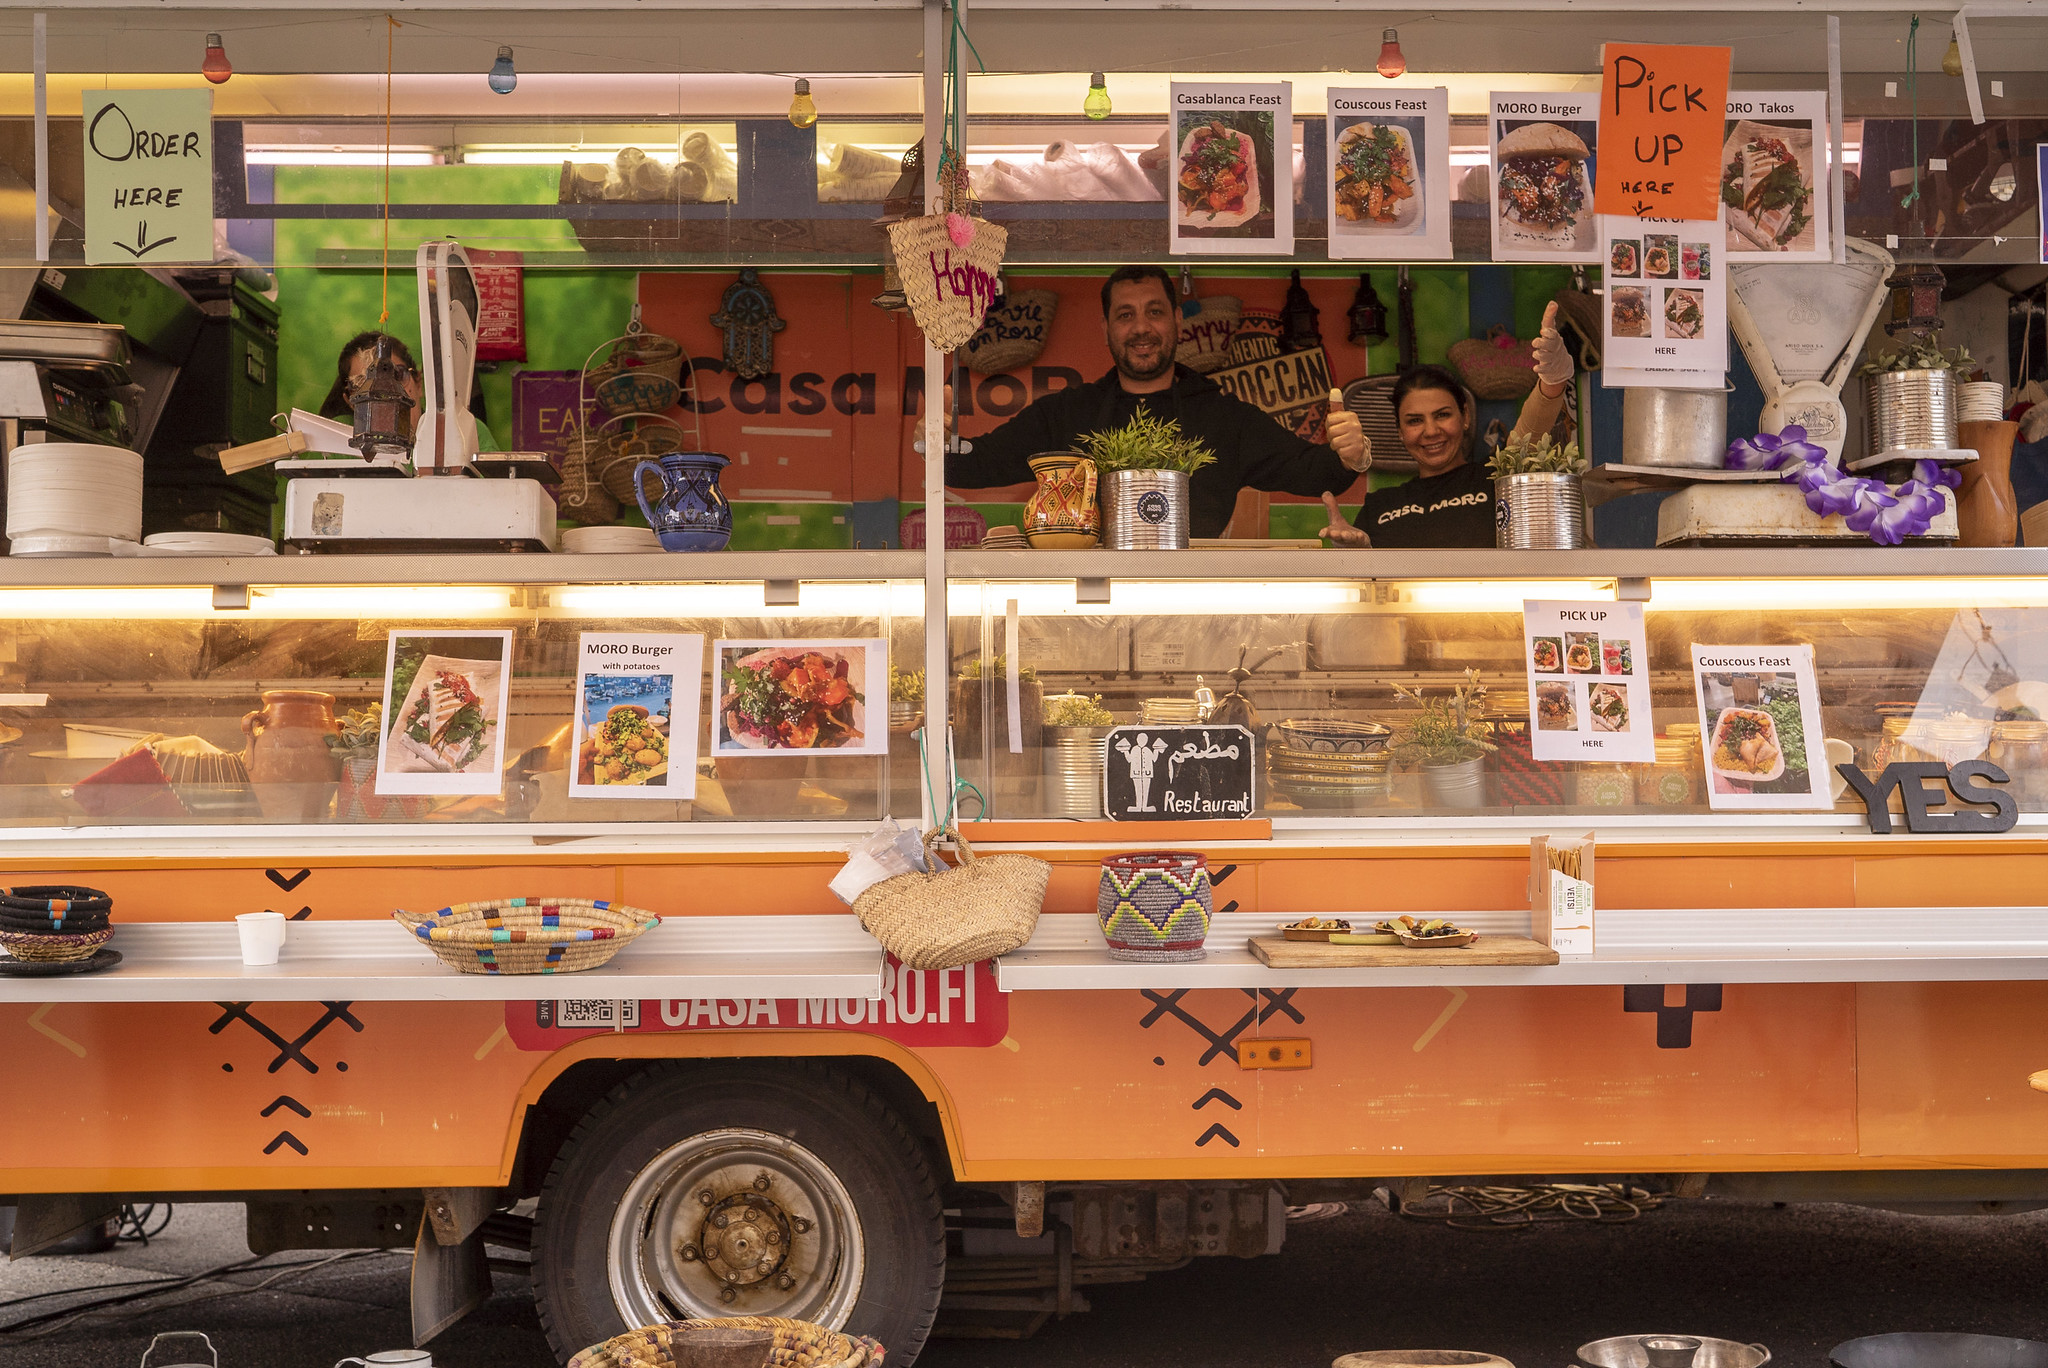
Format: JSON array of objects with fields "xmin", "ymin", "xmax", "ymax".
[
  {"xmin": 393, "ymin": 897, "xmax": 660, "ymax": 975},
  {"xmin": 0, "ymin": 926, "xmax": 113, "ymax": 963}
]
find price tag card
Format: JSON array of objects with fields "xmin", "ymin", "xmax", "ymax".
[{"xmin": 1523, "ymin": 600, "xmax": 1652, "ymax": 763}]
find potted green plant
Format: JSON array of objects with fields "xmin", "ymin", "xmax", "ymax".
[
  {"xmin": 1390, "ymin": 669, "xmax": 1497, "ymax": 810},
  {"xmin": 1857, "ymin": 338, "xmax": 1974, "ymax": 458},
  {"xmin": 1041, "ymin": 692, "xmax": 1115, "ymax": 818},
  {"xmin": 1077, "ymin": 412, "xmax": 1217, "ymax": 550},
  {"xmin": 1488, "ymin": 432, "xmax": 1589, "ymax": 549},
  {"xmin": 888, "ymin": 665, "xmax": 925, "ymax": 733}
]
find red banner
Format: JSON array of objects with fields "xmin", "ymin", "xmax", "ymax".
[{"xmin": 470, "ymin": 247, "xmax": 526, "ymax": 362}]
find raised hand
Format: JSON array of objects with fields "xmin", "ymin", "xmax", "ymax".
[
  {"xmin": 1318, "ymin": 490, "xmax": 1369, "ymax": 546},
  {"xmin": 1325, "ymin": 387, "xmax": 1371, "ymax": 472}
]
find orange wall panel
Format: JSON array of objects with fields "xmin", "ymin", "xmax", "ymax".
[{"xmin": 1856, "ymin": 982, "xmax": 2048, "ymax": 1159}]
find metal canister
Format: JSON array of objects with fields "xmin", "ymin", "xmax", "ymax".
[
  {"xmin": 1865, "ymin": 368, "xmax": 1959, "ymax": 456},
  {"xmin": 1103, "ymin": 469, "xmax": 1190, "ymax": 549},
  {"xmin": 1622, "ymin": 386, "xmax": 1729, "ymax": 468},
  {"xmin": 1043, "ymin": 725, "xmax": 1110, "ymax": 818},
  {"xmin": 1495, "ymin": 472, "xmax": 1588, "ymax": 549},
  {"xmin": 1640, "ymin": 732, "xmax": 1702, "ymax": 807}
]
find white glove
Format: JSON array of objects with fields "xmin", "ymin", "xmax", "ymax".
[
  {"xmin": 1326, "ymin": 389, "xmax": 1372, "ymax": 472},
  {"xmin": 1532, "ymin": 301, "xmax": 1573, "ymax": 390}
]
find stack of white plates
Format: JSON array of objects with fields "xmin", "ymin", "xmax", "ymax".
[
  {"xmin": 1960, "ymin": 381, "xmax": 2007, "ymax": 424},
  {"xmin": 561, "ymin": 525, "xmax": 661, "ymax": 553},
  {"xmin": 1140, "ymin": 697, "xmax": 1203, "ymax": 725},
  {"xmin": 135, "ymin": 532, "xmax": 278, "ymax": 557},
  {"xmin": 7, "ymin": 443, "xmax": 143, "ymax": 556}
]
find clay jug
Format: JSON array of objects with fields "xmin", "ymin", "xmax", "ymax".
[
  {"xmin": 1957, "ymin": 419, "xmax": 2020, "ymax": 548},
  {"xmin": 242, "ymin": 690, "xmax": 342, "ymax": 823},
  {"xmin": 633, "ymin": 451, "xmax": 733, "ymax": 551},
  {"xmin": 1022, "ymin": 451, "xmax": 1100, "ymax": 548}
]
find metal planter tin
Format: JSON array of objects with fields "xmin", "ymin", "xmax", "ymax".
[
  {"xmin": 1043, "ymin": 725, "xmax": 1111, "ymax": 818},
  {"xmin": 1621, "ymin": 386, "xmax": 1729, "ymax": 468},
  {"xmin": 1495, "ymin": 472, "xmax": 1588, "ymax": 549},
  {"xmin": 1866, "ymin": 368, "xmax": 1959, "ymax": 456},
  {"xmin": 1103, "ymin": 469, "xmax": 1190, "ymax": 550}
]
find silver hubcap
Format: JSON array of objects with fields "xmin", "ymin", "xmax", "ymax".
[{"xmin": 606, "ymin": 1128, "xmax": 864, "ymax": 1329}]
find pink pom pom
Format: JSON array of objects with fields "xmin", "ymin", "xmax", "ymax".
[{"xmin": 946, "ymin": 212, "xmax": 975, "ymax": 247}]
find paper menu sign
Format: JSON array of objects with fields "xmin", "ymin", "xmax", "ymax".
[
  {"xmin": 1169, "ymin": 82, "xmax": 1294, "ymax": 256},
  {"xmin": 1722, "ymin": 92, "xmax": 1832, "ymax": 261},
  {"xmin": 1594, "ymin": 42, "xmax": 1733, "ymax": 220},
  {"xmin": 1488, "ymin": 92, "xmax": 1600, "ymax": 263},
  {"xmin": 1600, "ymin": 212, "xmax": 1729, "ymax": 382},
  {"xmin": 1690, "ymin": 644, "xmax": 1831, "ymax": 810},
  {"xmin": 375, "ymin": 630, "xmax": 514, "ymax": 797},
  {"xmin": 1326, "ymin": 87, "xmax": 1451, "ymax": 261},
  {"xmin": 82, "ymin": 89, "xmax": 214, "ymax": 266},
  {"xmin": 1523, "ymin": 600, "xmax": 1652, "ymax": 764},
  {"xmin": 570, "ymin": 633, "xmax": 703, "ymax": 800}
]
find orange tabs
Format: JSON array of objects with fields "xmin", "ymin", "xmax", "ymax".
[{"xmin": 1594, "ymin": 42, "xmax": 1733, "ymax": 220}]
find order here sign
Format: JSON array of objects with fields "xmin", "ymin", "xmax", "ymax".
[
  {"xmin": 1593, "ymin": 42, "xmax": 1732, "ymax": 221},
  {"xmin": 82, "ymin": 89, "xmax": 214, "ymax": 266}
]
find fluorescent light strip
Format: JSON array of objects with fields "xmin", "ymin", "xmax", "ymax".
[
  {"xmin": 556, "ymin": 583, "xmax": 919, "ymax": 618},
  {"xmin": 1400, "ymin": 580, "xmax": 1616, "ymax": 612},
  {"xmin": 245, "ymin": 148, "xmax": 440, "ymax": 166},
  {"xmin": 1650, "ymin": 578, "xmax": 2048, "ymax": 612}
]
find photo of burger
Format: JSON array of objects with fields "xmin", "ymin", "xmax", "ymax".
[{"xmin": 1494, "ymin": 120, "xmax": 1594, "ymax": 255}]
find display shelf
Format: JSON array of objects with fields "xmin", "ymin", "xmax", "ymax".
[
  {"xmin": 994, "ymin": 907, "xmax": 2048, "ymax": 990},
  {"xmin": 0, "ymin": 915, "xmax": 887, "ymax": 1003},
  {"xmin": 0, "ymin": 549, "xmax": 923, "ymax": 589}
]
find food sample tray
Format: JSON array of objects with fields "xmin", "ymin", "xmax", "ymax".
[{"xmin": 1247, "ymin": 934, "xmax": 1560, "ymax": 968}]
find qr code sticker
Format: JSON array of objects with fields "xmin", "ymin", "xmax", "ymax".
[{"xmin": 549, "ymin": 1000, "xmax": 639, "ymax": 1029}]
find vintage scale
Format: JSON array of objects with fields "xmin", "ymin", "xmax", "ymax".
[{"xmin": 281, "ymin": 239, "xmax": 559, "ymax": 552}]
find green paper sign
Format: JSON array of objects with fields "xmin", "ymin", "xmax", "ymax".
[{"xmin": 82, "ymin": 88, "xmax": 213, "ymax": 266}]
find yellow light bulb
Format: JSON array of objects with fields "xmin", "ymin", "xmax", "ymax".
[
  {"xmin": 1084, "ymin": 72, "xmax": 1111, "ymax": 120},
  {"xmin": 788, "ymin": 78, "xmax": 818, "ymax": 130}
]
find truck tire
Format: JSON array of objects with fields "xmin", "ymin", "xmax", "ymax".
[{"xmin": 532, "ymin": 1060, "xmax": 945, "ymax": 1365}]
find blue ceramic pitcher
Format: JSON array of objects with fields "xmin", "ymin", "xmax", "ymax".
[{"xmin": 633, "ymin": 451, "xmax": 733, "ymax": 552}]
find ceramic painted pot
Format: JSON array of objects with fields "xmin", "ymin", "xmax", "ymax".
[
  {"xmin": 1023, "ymin": 452, "xmax": 1100, "ymax": 549},
  {"xmin": 634, "ymin": 451, "xmax": 733, "ymax": 552},
  {"xmin": 1097, "ymin": 851, "xmax": 1212, "ymax": 962},
  {"xmin": 241, "ymin": 689, "xmax": 341, "ymax": 823}
]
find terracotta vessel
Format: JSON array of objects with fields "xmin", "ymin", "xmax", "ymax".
[
  {"xmin": 1957, "ymin": 419, "xmax": 2020, "ymax": 549},
  {"xmin": 1023, "ymin": 451, "xmax": 1099, "ymax": 548},
  {"xmin": 242, "ymin": 690, "xmax": 341, "ymax": 822}
]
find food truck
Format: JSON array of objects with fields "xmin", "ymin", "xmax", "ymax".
[{"xmin": 1, "ymin": 2, "xmax": 2047, "ymax": 1363}]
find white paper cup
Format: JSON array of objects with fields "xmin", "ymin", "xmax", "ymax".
[{"xmin": 236, "ymin": 911, "xmax": 287, "ymax": 966}]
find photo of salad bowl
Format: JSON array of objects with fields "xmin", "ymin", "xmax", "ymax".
[
  {"xmin": 718, "ymin": 646, "xmax": 867, "ymax": 751},
  {"xmin": 1332, "ymin": 122, "xmax": 1421, "ymax": 236},
  {"xmin": 1710, "ymin": 706, "xmax": 1786, "ymax": 784},
  {"xmin": 1177, "ymin": 119, "xmax": 1262, "ymax": 230}
]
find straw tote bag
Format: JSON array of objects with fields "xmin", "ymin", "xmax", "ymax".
[
  {"xmin": 853, "ymin": 827, "xmax": 1049, "ymax": 970},
  {"xmin": 886, "ymin": 158, "xmax": 1009, "ymax": 353}
]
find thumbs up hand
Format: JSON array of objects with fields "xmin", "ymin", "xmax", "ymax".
[
  {"xmin": 1325, "ymin": 387, "xmax": 1371, "ymax": 473},
  {"xmin": 1532, "ymin": 301, "xmax": 1573, "ymax": 391}
]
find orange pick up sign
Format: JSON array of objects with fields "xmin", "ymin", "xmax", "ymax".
[{"xmin": 1594, "ymin": 42, "xmax": 1733, "ymax": 221}]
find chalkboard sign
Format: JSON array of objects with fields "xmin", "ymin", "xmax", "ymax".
[{"xmin": 1103, "ymin": 725, "xmax": 1255, "ymax": 822}]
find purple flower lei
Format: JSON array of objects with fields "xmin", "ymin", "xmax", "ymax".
[{"xmin": 1723, "ymin": 426, "xmax": 1950, "ymax": 544}]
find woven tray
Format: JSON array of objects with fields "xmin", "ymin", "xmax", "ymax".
[
  {"xmin": 394, "ymin": 898, "xmax": 660, "ymax": 975},
  {"xmin": 569, "ymin": 1317, "xmax": 881, "ymax": 1368},
  {"xmin": 0, "ymin": 926, "xmax": 114, "ymax": 963}
]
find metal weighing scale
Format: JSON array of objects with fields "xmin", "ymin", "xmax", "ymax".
[{"xmin": 282, "ymin": 240, "xmax": 559, "ymax": 553}]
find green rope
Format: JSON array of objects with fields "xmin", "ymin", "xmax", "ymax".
[{"xmin": 1901, "ymin": 14, "xmax": 1921, "ymax": 209}]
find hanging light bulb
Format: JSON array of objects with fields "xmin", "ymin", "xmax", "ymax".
[
  {"xmin": 1376, "ymin": 28, "xmax": 1407, "ymax": 80},
  {"xmin": 1084, "ymin": 72, "xmax": 1111, "ymax": 120},
  {"xmin": 1941, "ymin": 34, "xmax": 1964, "ymax": 77},
  {"xmin": 201, "ymin": 33, "xmax": 233, "ymax": 85},
  {"xmin": 488, "ymin": 45, "xmax": 517, "ymax": 95},
  {"xmin": 788, "ymin": 79, "xmax": 818, "ymax": 130}
]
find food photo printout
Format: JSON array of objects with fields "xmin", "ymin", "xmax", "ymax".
[
  {"xmin": 1326, "ymin": 86, "xmax": 1450, "ymax": 260},
  {"xmin": 569, "ymin": 633, "xmax": 704, "ymax": 800},
  {"xmin": 1489, "ymin": 91, "xmax": 1600, "ymax": 263},
  {"xmin": 375, "ymin": 629, "xmax": 515, "ymax": 796},
  {"xmin": 1524, "ymin": 600, "xmax": 1653, "ymax": 764},
  {"xmin": 1169, "ymin": 81, "xmax": 1294, "ymax": 256},
  {"xmin": 1601, "ymin": 210, "xmax": 1729, "ymax": 381},
  {"xmin": 1721, "ymin": 92, "xmax": 1832, "ymax": 260},
  {"xmin": 712, "ymin": 639, "xmax": 888, "ymax": 757},
  {"xmin": 1690, "ymin": 644, "xmax": 1831, "ymax": 810}
]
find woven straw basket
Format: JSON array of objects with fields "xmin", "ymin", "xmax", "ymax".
[
  {"xmin": 963, "ymin": 289, "xmax": 1058, "ymax": 374},
  {"xmin": 395, "ymin": 898, "xmax": 659, "ymax": 975},
  {"xmin": 1175, "ymin": 295, "xmax": 1242, "ymax": 374},
  {"xmin": 886, "ymin": 214, "xmax": 1010, "ymax": 353},
  {"xmin": 853, "ymin": 828, "xmax": 1048, "ymax": 971},
  {"xmin": 558, "ymin": 423, "xmax": 622, "ymax": 526},
  {"xmin": 596, "ymin": 414, "xmax": 691, "ymax": 502},
  {"xmin": 1449, "ymin": 326, "xmax": 1539, "ymax": 402},
  {"xmin": 568, "ymin": 1316, "xmax": 883, "ymax": 1368},
  {"xmin": 0, "ymin": 926, "xmax": 111, "ymax": 963}
]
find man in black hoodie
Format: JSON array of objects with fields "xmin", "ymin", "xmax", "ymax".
[{"xmin": 942, "ymin": 265, "xmax": 1371, "ymax": 538}]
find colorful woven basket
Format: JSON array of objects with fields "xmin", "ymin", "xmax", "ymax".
[
  {"xmin": 568, "ymin": 1316, "xmax": 882, "ymax": 1368},
  {"xmin": 1097, "ymin": 851, "xmax": 1212, "ymax": 962},
  {"xmin": 394, "ymin": 898, "xmax": 660, "ymax": 975},
  {"xmin": 0, "ymin": 926, "xmax": 113, "ymax": 963}
]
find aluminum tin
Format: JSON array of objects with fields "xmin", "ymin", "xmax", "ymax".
[
  {"xmin": 1866, "ymin": 368, "xmax": 1959, "ymax": 455},
  {"xmin": 1103, "ymin": 469, "xmax": 1190, "ymax": 550},
  {"xmin": 1622, "ymin": 386, "xmax": 1729, "ymax": 468},
  {"xmin": 1043, "ymin": 726, "xmax": 1110, "ymax": 818},
  {"xmin": 1495, "ymin": 472, "xmax": 1589, "ymax": 549}
]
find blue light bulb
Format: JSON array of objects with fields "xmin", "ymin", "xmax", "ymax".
[{"xmin": 488, "ymin": 45, "xmax": 517, "ymax": 95}]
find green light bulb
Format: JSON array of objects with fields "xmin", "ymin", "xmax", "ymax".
[{"xmin": 1084, "ymin": 72, "xmax": 1111, "ymax": 120}]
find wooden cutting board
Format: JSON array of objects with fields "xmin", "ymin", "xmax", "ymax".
[{"xmin": 1247, "ymin": 935, "xmax": 1560, "ymax": 969}]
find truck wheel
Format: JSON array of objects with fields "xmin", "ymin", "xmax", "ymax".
[{"xmin": 532, "ymin": 1061, "xmax": 944, "ymax": 1365}]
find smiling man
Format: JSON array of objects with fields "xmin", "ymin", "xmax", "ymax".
[{"xmin": 942, "ymin": 265, "xmax": 1370, "ymax": 538}]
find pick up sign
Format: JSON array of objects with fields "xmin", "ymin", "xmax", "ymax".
[
  {"xmin": 82, "ymin": 89, "xmax": 213, "ymax": 266},
  {"xmin": 1594, "ymin": 42, "xmax": 1731, "ymax": 221}
]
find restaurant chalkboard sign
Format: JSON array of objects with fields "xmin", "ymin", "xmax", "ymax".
[{"xmin": 1103, "ymin": 725, "xmax": 1255, "ymax": 822}]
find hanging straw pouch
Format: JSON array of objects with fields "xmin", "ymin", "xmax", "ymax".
[
  {"xmin": 852, "ymin": 827, "xmax": 1048, "ymax": 970},
  {"xmin": 886, "ymin": 153, "xmax": 1009, "ymax": 353}
]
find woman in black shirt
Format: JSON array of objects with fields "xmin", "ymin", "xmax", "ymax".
[{"xmin": 1321, "ymin": 303, "xmax": 1575, "ymax": 547}]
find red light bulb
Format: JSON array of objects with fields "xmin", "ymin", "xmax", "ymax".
[
  {"xmin": 201, "ymin": 33, "xmax": 232, "ymax": 85},
  {"xmin": 1376, "ymin": 28, "xmax": 1406, "ymax": 79}
]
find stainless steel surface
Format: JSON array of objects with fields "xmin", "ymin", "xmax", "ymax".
[
  {"xmin": 1103, "ymin": 468, "xmax": 1190, "ymax": 550},
  {"xmin": 1622, "ymin": 387, "xmax": 1729, "ymax": 467},
  {"xmin": 1307, "ymin": 614, "xmax": 1407, "ymax": 668},
  {"xmin": 1866, "ymin": 368, "xmax": 1959, "ymax": 455},
  {"xmin": 1581, "ymin": 1339, "xmax": 1770, "ymax": 1368},
  {"xmin": 0, "ymin": 318, "xmax": 131, "ymax": 374},
  {"xmin": 1495, "ymin": 472, "xmax": 1589, "ymax": 549},
  {"xmin": 1043, "ymin": 725, "xmax": 1109, "ymax": 818}
]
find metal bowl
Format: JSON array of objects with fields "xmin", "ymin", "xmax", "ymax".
[
  {"xmin": 1580, "ymin": 1337, "xmax": 1771, "ymax": 1368},
  {"xmin": 1830, "ymin": 1335, "xmax": 2048, "ymax": 1368},
  {"xmin": 1276, "ymin": 718, "xmax": 1393, "ymax": 755}
]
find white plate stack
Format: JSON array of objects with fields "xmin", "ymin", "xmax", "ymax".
[
  {"xmin": 1960, "ymin": 381, "xmax": 2007, "ymax": 425},
  {"xmin": 7, "ymin": 443, "xmax": 143, "ymax": 556},
  {"xmin": 560, "ymin": 525, "xmax": 661, "ymax": 554},
  {"xmin": 131, "ymin": 532, "xmax": 278, "ymax": 557}
]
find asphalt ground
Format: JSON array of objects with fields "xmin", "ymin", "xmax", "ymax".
[{"xmin": 2, "ymin": 1195, "xmax": 2045, "ymax": 1367}]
